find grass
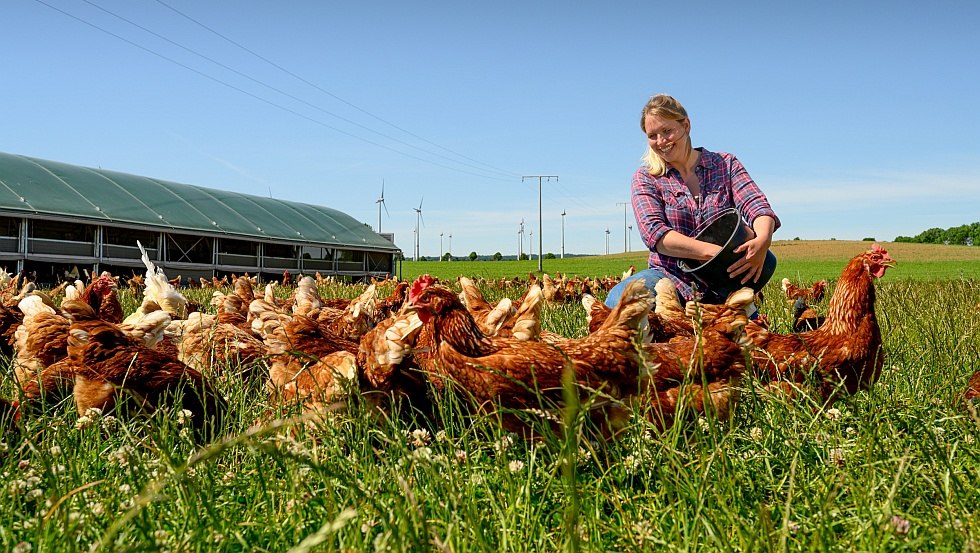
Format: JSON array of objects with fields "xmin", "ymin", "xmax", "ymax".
[
  {"xmin": 2, "ymin": 243, "xmax": 980, "ymax": 552},
  {"xmin": 401, "ymin": 240, "xmax": 980, "ymax": 283}
]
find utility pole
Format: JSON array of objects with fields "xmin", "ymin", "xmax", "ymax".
[
  {"xmin": 605, "ymin": 228, "xmax": 610, "ymax": 255},
  {"xmin": 616, "ymin": 202, "xmax": 629, "ymax": 253},
  {"xmin": 628, "ymin": 224, "xmax": 632, "ymax": 252},
  {"xmin": 518, "ymin": 219, "xmax": 525, "ymax": 260},
  {"xmin": 440, "ymin": 232, "xmax": 444, "ymax": 261},
  {"xmin": 529, "ymin": 231, "xmax": 534, "ymax": 259},
  {"xmin": 522, "ymin": 175, "xmax": 557, "ymax": 271},
  {"xmin": 448, "ymin": 234, "xmax": 452, "ymax": 260},
  {"xmin": 560, "ymin": 210, "xmax": 566, "ymax": 259}
]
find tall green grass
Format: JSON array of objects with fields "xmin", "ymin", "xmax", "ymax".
[{"xmin": 1, "ymin": 276, "xmax": 979, "ymax": 552}]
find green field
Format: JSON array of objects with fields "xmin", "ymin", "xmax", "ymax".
[
  {"xmin": 2, "ymin": 241, "xmax": 980, "ymax": 551},
  {"xmin": 400, "ymin": 240, "xmax": 980, "ymax": 283}
]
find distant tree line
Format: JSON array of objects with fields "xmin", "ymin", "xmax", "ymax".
[{"xmin": 895, "ymin": 222, "xmax": 979, "ymax": 246}]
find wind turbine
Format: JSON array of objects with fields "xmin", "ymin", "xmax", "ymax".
[
  {"xmin": 375, "ymin": 180, "xmax": 389, "ymax": 233},
  {"xmin": 413, "ymin": 197, "xmax": 424, "ymax": 261}
]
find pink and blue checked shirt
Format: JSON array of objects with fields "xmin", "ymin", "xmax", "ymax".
[{"xmin": 632, "ymin": 148, "xmax": 780, "ymax": 301}]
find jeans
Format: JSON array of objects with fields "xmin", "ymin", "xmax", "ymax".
[{"xmin": 603, "ymin": 268, "xmax": 683, "ymax": 308}]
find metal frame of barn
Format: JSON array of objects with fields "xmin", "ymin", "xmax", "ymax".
[{"xmin": 0, "ymin": 151, "xmax": 401, "ymax": 286}]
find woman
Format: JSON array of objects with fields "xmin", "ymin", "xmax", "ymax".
[{"xmin": 605, "ymin": 94, "xmax": 779, "ymax": 309}]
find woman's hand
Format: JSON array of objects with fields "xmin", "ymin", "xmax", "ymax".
[{"xmin": 728, "ymin": 235, "xmax": 769, "ymax": 283}]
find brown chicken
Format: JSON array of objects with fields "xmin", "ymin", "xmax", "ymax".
[
  {"xmin": 722, "ymin": 244, "xmax": 896, "ymax": 399},
  {"xmin": 582, "ymin": 277, "xmax": 694, "ymax": 342},
  {"xmin": 13, "ymin": 295, "xmax": 73, "ymax": 402},
  {"xmin": 640, "ymin": 288, "xmax": 755, "ymax": 427},
  {"xmin": 375, "ymin": 281, "xmax": 410, "ymax": 320},
  {"xmin": 265, "ymin": 314, "xmax": 360, "ymax": 422},
  {"xmin": 791, "ymin": 296, "xmax": 825, "ymax": 332},
  {"xmin": 166, "ymin": 311, "xmax": 268, "ymax": 376},
  {"xmin": 401, "ymin": 276, "xmax": 655, "ymax": 436},
  {"xmin": 782, "ymin": 278, "xmax": 828, "ymax": 303},
  {"xmin": 79, "ymin": 273, "xmax": 124, "ymax": 323},
  {"xmin": 67, "ymin": 315, "xmax": 228, "ymax": 441},
  {"xmin": 963, "ymin": 370, "xmax": 980, "ymax": 402},
  {"xmin": 458, "ymin": 276, "xmax": 516, "ymax": 337}
]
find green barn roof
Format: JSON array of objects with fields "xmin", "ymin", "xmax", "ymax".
[{"xmin": 0, "ymin": 151, "xmax": 397, "ymax": 252}]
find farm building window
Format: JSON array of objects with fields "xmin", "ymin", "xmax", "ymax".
[
  {"xmin": 217, "ymin": 238, "xmax": 258, "ymax": 266},
  {"xmin": 367, "ymin": 252, "xmax": 392, "ymax": 273},
  {"xmin": 0, "ymin": 216, "xmax": 18, "ymax": 237},
  {"xmin": 263, "ymin": 242, "xmax": 299, "ymax": 269},
  {"xmin": 28, "ymin": 220, "xmax": 96, "ymax": 256},
  {"xmin": 219, "ymin": 239, "xmax": 258, "ymax": 256},
  {"xmin": 301, "ymin": 246, "xmax": 334, "ymax": 261},
  {"xmin": 166, "ymin": 233, "xmax": 213, "ymax": 264},
  {"xmin": 0, "ymin": 216, "xmax": 18, "ymax": 253},
  {"xmin": 336, "ymin": 249, "xmax": 364, "ymax": 272},
  {"xmin": 103, "ymin": 227, "xmax": 159, "ymax": 260},
  {"xmin": 29, "ymin": 220, "xmax": 95, "ymax": 242},
  {"xmin": 104, "ymin": 227, "xmax": 158, "ymax": 248}
]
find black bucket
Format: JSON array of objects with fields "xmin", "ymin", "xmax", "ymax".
[{"xmin": 677, "ymin": 208, "xmax": 776, "ymax": 298}]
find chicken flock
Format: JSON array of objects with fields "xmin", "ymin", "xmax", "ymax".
[{"xmin": 2, "ymin": 243, "xmax": 952, "ymax": 444}]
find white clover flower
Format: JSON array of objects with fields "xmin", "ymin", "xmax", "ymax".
[
  {"xmin": 623, "ymin": 454, "xmax": 640, "ymax": 474},
  {"xmin": 697, "ymin": 417, "xmax": 710, "ymax": 431},
  {"xmin": 494, "ymin": 434, "xmax": 516, "ymax": 454},
  {"xmin": 825, "ymin": 408, "xmax": 841, "ymax": 421},
  {"xmin": 154, "ymin": 529, "xmax": 170, "ymax": 545},
  {"xmin": 222, "ymin": 471, "xmax": 236, "ymax": 483},
  {"xmin": 435, "ymin": 430, "xmax": 449, "ymax": 444},
  {"xmin": 89, "ymin": 502, "xmax": 105, "ymax": 516},
  {"xmin": 361, "ymin": 519, "xmax": 378, "ymax": 534},
  {"xmin": 51, "ymin": 464, "xmax": 66, "ymax": 476},
  {"xmin": 508, "ymin": 460, "xmax": 525, "ymax": 473},
  {"xmin": 632, "ymin": 520, "xmax": 654, "ymax": 543},
  {"xmin": 454, "ymin": 449, "xmax": 468, "ymax": 463},
  {"xmin": 411, "ymin": 447, "xmax": 433, "ymax": 461},
  {"xmin": 750, "ymin": 427, "xmax": 764, "ymax": 442},
  {"xmin": 577, "ymin": 447, "xmax": 590, "ymax": 465},
  {"xmin": 26, "ymin": 488, "xmax": 44, "ymax": 500},
  {"xmin": 74, "ymin": 415, "xmax": 95, "ymax": 430},
  {"xmin": 177, "ymin": 409, "xmax": 193, "ymax": 426},
  {"xmin": 100, "ymin": 415, "xmax": 119, "ymax": 431},
  {"xmin": 68, "ymin": 511, "xmax": 81, "ymax": 524},
  {"xmin": 407, "ymin": 428, "xmax": 431, "ymax": 447},
  {"xmin": 787, "ymin": 520, "xmax": 800, "ymax": 534},
  {"xmin": 12, "ymin": 541, "xmax": 32, "ymax": 553},
  {"xmin": 846, "ymin": 426, "xmax": 857, "ymax": 435},
  {"xmin": 83, "ymin": 407, "xmax": 103, "ymax": 418},
  {"xmin": 108, "ymin": 445, "xmax": 133, "ymax": 467},
  {"xmin": 118, "ymin": 483, "xmax": 132, "ymax": 495},
  {"xmin": 49, "ymin": 445, "xmax": 62, "ymax": 457}
]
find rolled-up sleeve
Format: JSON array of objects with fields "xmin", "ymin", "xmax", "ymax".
[
  {"xmin": 729, "ymin": 155, "xmax": 780, "ymax": 230},
  {"xmin": 631, "ymin": 169, "xmax": 672, "ymax": 250}
]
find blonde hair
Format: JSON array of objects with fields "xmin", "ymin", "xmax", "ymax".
[{"xmin": 639, "ymin": 94, "xmax": 691, "ymax": 176}]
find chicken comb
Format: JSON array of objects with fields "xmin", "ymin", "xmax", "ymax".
[{"xmin": 409, "ymin": 274, "xmax": 436, "ymax": 304}]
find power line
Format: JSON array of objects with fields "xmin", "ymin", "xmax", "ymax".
[
  {"xmin": 79, "ymin": 0, "xmax": 517, "ymax": 180},
  {"xmin": 33, "ymin": 0, "xmax": 516, "ymax": 182},
  {"xmin": 153, "ymin": 0, "xmax": 522, "ymax": 180}
]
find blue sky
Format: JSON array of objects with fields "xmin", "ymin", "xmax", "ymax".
[{"xmin": 3, "ymin": 1, "xmax": 978, "ymax": 258}]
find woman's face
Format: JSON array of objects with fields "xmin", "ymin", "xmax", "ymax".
[{"xmin": 644, "ymin": 113, "xmax": 689, "ymax": 164}]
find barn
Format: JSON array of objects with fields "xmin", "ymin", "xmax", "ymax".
[{"xmin": 0, "ymin": 151, "xmax": 400, "ymax": 286}]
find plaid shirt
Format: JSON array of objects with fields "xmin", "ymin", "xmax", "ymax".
[{"xmin": 632, "ymin": 148, "xmax": 780, "ymax": 301}]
